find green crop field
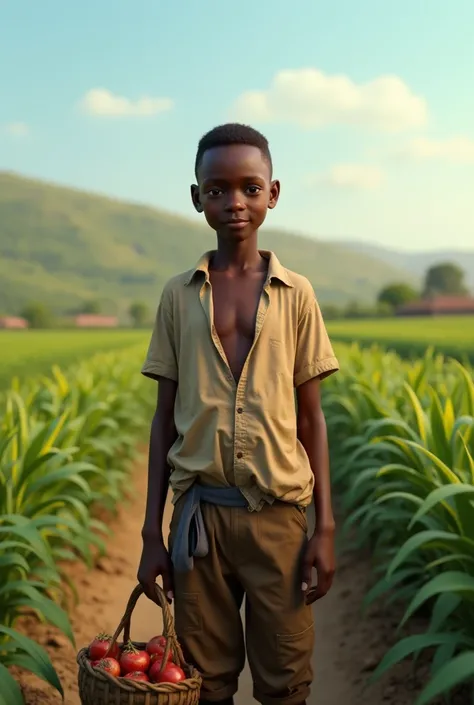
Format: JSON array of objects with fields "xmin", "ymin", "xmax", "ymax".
[
  {"xmin": 2, "ymin": 313, "xmax": 473, "ymax": 393},
  {"xmin": 1, "ymin": 342, "xmax": 473, "ymax": 702},
  {"xmin": 0, "ymin": 329, "xmax": 149, "ymax": 389},
  {"xmin": 327, "ymin": 315, "xmax": 474, "ymax": 362},
  {"xmin": 323, "ymin": 344, "xmax": 474, "ymax": 703}
]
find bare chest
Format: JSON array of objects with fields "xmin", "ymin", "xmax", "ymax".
[{"xmin": 210, "ymin": 272, "xmax": 266, "ymax": 381}]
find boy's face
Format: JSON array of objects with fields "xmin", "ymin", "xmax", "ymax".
[{"xmin": 191, "ymin": 144, "xmax": 280, "ymax": 241}]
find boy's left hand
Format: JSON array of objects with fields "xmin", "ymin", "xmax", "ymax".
[{"xmin": 301, "ymin": 529, "xmax": 336, "ymax": 605}]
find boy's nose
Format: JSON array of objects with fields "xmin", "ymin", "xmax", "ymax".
[{"xmin": 224, "ymin": 192, "xmax": 245, "ymax": 211}]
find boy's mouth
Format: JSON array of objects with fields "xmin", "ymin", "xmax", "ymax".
[{"xmin": 225, "ymin": 219, "xmax": 249, "ymax": 228}]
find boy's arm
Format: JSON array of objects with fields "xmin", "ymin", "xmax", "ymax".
[
  {"xmin": 297, "ymin": 378, "xmax": 335, "ymax": 534},
  {"xmin": 293, "ymin": 289, "xmax": 339, "ymax": 604},
  {"xmin": 297, "ymin": 379, "xmax": 335, "ymax": 604},
  {"xmin": 138, "ymin": 379, "xmax": 177, "ymax": 603},
  {"xmin": 138, "ymin": 285, "xmax": 178, "ymax": 602}
]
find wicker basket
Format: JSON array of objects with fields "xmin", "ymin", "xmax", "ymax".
[{"xmin": 77, "ymin": 583, "xmax": 202, "ymax": 705}]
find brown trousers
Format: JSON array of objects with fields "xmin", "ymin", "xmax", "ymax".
[{"xmin": 169, "ymin": 498, "xmax": 314, "ymax": 705}]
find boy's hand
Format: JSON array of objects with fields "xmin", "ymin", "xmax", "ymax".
[
  {"xmin": 301, "ymin": 528, "xmax": 336, "ymax": 605},
  {"xmin": 137, "ymin": 539, "xmax": 174, "ymax": 604}
]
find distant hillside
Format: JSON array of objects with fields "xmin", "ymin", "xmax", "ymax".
[
  {"xmin": 0, "ymin": 172, "xmax": 415, "ymax": 317},
  {"xmin": 336, "ymin": 241, "xmax": 474, "ymax": 291}
]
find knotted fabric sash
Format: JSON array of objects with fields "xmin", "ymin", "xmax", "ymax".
[{"xmin": 171, "ymin": 484, "xmax": 248, "ymax": 572}]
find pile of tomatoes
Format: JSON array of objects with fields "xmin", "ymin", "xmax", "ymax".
[{"xmin": 87, "ymin": 632, "xmax": 186, "ymax": 684}]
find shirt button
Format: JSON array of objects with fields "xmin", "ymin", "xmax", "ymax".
[
  {"xmin": 237, "ymin": 407, "xmax": 243, "ymax": 414},
  {"xmin": 236, "ymin": 452, "xmax": 243, "ymax": 459}
]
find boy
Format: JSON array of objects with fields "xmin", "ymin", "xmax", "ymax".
[{"xmin": 138, "ymin": 123, "xmax": 339, "ymax": 705}]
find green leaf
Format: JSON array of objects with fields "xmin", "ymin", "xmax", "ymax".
[
  {"xmin": 429, "ymin": 593, "xmax": 462, "ymax": 633},
  {"xmin": 409, "ymin": 483, "xmax": 474, "ymax": 529},
  {"xmin": 430, "ymin": 642, "xmax": 456, "ymax": 677},
  {"xmin": 363, "ymin": 569, "xmax": 420, "ymax": 610},
  {"xmin": 403, "ymin": 382, "xmax": 428, "ymax": 443},
  {"xmin": 0, "ymin": 553, "xmax": 30, "ymax": 573},
  {"xmin": 0, "ymin": 663, "xmax": 24, "ymax": 705},
  {"xmin": 387, "ymin": 530, "xmax": 469, "ymax": 578},
  {"xmin": 403, "ymin": 439, "xmax": 461, "ymax": 485},
  {"xmin": 14, "ymin": 595, "xmax": 75, "ymax": 646},
  {"xmin": 0, "ymin": 522, "xmax": 55, "ymax": 569},
  {"xmin": 415, "ymin": 651, "xmax": 474, "ymax": 705},
  {"xmin": 25, "ymin": 462, "xmax": 98, "ymax": 494},
  {"xmin": 370, "ymin": 632, "xmax": 464, "ymax": 682},
  {"xmin": 401, "ymin": 572, "xmax": 474, "ymax": 628},
  {"xmin": 0, "ymin": 626, "xmax": 64, "ymax": 698},
  {"xmin": 21, "ymin": 412, "xmax": 68, "ymax": 481}
]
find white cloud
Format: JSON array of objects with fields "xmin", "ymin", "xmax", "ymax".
[
  {"xmin": 4, "ymin": 122, "xmax": 30, "ymax": 137},
  {"xmin": 399, "ymin": 136, "xmax": 474, "ymax": 163},
  {"xmin": 79, "ymin": 88, "xmax": 174, "ymax": 117},
  {"xmin": 232, "ymin": 68, "xmax": 427, "ymax": 132},
  {"xmin": 309, "ymin": 163, "xmax": 384, "ymax": 191}
]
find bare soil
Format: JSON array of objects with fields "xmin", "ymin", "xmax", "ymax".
[{"xmin": 16, "ymin": 457, "xmax": 466, "ymax": 705}]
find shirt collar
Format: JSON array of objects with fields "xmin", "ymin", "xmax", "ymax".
[{"xmin": 184, "ymin": 250, "xmax": 294, "ymax": 288}]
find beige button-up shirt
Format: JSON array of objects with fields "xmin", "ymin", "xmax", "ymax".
[{"xmin": 142, "ymin": 250, "xmax": 339, "ymax": 510}]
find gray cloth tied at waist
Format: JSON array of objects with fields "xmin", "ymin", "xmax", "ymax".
[{"xmin": 171, "ymin": 484, "xmax": 248, "ymax": 573}]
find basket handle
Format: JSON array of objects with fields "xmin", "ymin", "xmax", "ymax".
[{"xmin": 106, "ymin": 583, "xmax": 186, "ymax": 669}]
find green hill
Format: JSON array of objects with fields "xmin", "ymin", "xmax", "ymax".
[
  {"xmin": 335, "ymin": 240, "xmax": 474, "ymax": 291},
  {"xmin": 0, "ymin": 171, "xmax": 415, "ymax": 318}
]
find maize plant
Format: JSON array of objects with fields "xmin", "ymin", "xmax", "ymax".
[
  {"xmin": 0, "ymin": 346, "xmax": 155, "ymax": 704},
  {"xmin": 325, "ymin": 344, "xmax": 474, "ymax": 704}
]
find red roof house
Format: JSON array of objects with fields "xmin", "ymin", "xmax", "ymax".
[
  {"xmin": 397, "ymin": 295, "xmax": 474, "ymax": 316},
  {"xmin": 74, "ymin": 314, "xmax": 118, "ymax": 328},
  {"xmin": 0, "ymin": 316, "xmax": 29, "ymax": 329}
]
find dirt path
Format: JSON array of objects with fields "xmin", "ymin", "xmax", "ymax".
[{"xmin": 18, "ymin": 458, "xmax": 450, "ymax": 705}]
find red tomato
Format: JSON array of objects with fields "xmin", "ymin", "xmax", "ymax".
[
  {"xmin": 149, "ymin": 661, "xmax": 186, "ymax": 684},
  {"xmin": 119, "ymin": 642, "xmax": 150, "ymax": 675},
  {"xmin": 148, "ymin": 635, "xmax": 167, "ymax": 648},
  {"xmin": 88, "ymin": 634, "xmax": 120, "ymax": 661},
  {"xmin": 96, "ymin": 658, "xmax": 121, "ymax": 677},
  {"xmin": 122, "ymin": 671, "xmax": 150, "ymax": 682},
  {"xmin": 146, "ymin": 636, "xmax": 167, "ymax": 654},
  {"xmin": 148, "ymin": 644, "xmax": 173, "ymax": 663},
  {"xmin": 149, "ymin": 652, "xmax": 174, "ymax": 672}
]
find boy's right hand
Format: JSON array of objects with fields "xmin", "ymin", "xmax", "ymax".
[{"xmin": 137, "ymin": 539, "xmax": 174, "ymax": 604}]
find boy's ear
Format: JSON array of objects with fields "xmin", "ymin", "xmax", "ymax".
[
  {"xmin": 190, "ymin": 184, "xmax": 203, "ymax": 213},
  {"xmin": 268, "ymin": 179, "xmax": 280, "ymax": 210}
]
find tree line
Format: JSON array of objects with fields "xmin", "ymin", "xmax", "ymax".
[
  {"xmin": 17, "ymin": 300, "xmax": 151, "ymax": 329},
  {"xmin": 13, "ymin": 262, "xmax": 472, "ymax": 328},
  {"xmin": 324, "ymin": 262, "xmax": 471, "ymax": 320}
]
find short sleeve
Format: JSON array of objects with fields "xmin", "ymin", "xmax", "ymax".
[
  {"xmin": 294, "ymin": 296, "xmax": 339, "ymax": 387},
  {"xmin": 141, "ymin": 286, "xmax": 178, "ymax": 382}
]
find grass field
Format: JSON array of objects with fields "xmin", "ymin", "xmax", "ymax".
[
  {"xmin": 0, "ymin": 329, "xmax": 149, "ymax": 389},
  {"xmin": 2, "ymin": 314, "xmax": 473, "ymax": 391},
  {"xmin": 327, "ymin": 315, "xmax": 474, "ymax": 361}
]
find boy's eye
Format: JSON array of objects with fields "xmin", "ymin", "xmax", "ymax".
[
  {"xmin": 208, "ymin": 188, "xmax": 222, "ymax": 197},
  {"xmin": 246, "ymin": 185, "xmax": 262, "ymax": 195}
]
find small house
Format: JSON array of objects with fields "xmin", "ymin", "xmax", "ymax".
[
  {"xmin": 396, "ymin": 295, "xmax": 474, "ymax": 317},
  {"xmin": 0, "ymin": 316, "xmax": 29, "ymax": 329},
  {"xmin": 74, "ymin": 314, "xmax": 118, "ymax": 328}
]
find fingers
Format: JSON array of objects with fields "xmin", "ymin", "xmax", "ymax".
[
  {"xmin": 305, "ymin": 570, "xmax": 335, "ymax": 605},
  {"xmin": 301, "ymin": 560, "xmax": 313, "ymax": 595},
  {"xmin": 137, "ymin": 573, "xmax": 152, "ymax": 600},
  {"xmin": 138, "ymin": 575, "xmax": 158, "ymax": 603},
  {"xmin": 162, "ymin": 566, "xmax": 175, "ymax": 603}
]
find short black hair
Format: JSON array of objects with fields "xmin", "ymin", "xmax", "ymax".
[{"xmin": 194, "ymin": 123, "xmax": 273, "ymax": 179}]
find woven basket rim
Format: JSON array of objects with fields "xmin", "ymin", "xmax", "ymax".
[{"xmin": 77, "ymin": 646, "xmax": 202, "ymax": 694}]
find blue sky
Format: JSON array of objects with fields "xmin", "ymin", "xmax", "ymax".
[{"xmin": 1, "ymin": 0, "xmax": 473, "ymax": 251}]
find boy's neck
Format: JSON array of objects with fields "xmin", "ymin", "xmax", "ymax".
[{"xmin": 212, "ymin": 233, "xmax": 265, "ymax": 273}]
